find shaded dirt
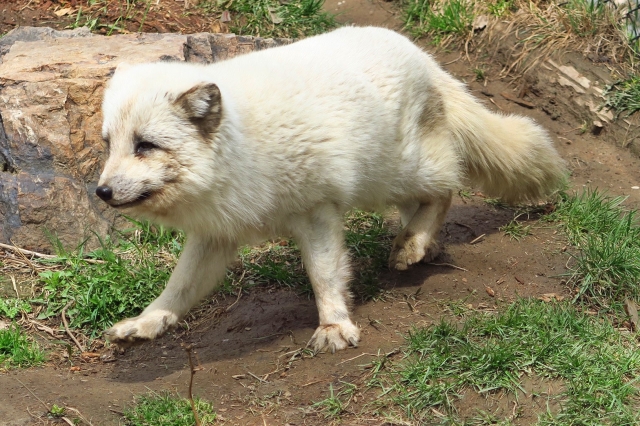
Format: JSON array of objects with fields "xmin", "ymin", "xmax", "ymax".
[{"xmin": 3, "ymin": 1, "xmax": 640, "ymax": 425}]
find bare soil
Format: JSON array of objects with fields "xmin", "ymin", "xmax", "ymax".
[{"xmin": 3, "ymin": 1, "xmax": 640, "ymax": 425}]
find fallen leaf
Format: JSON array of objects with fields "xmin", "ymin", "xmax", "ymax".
[
  {"xmin": 70, "ymin": 366, "xmax": 81, "ymax": 372},
  {"xmin": 54, "ymin": 7, "xmax": 74, "ymax": 17},
  {"xmin": 538, "ymin": 293, "xmax": 565, "ymax": 302},
  {"xmin": 220, "ymin": 10, "xmax": 231, "ymax": 22},
  {"xmin": 485, "ymin": 286, "xmax": 495, "ymax": 297},
  {"xmin": 268, "ymin": 7, "xmax": 283, "ymax": 24}
]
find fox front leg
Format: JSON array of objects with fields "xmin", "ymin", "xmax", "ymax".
[{"xmin": 104, "ymin": 235, "xmax": 236, "ymax": 346}]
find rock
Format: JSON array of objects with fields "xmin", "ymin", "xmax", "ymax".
[{"xmin": 0, "ymin": 27, "xmax": 291, "ymax": 251}]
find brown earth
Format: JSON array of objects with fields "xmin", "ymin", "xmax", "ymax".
[{"xmin": 3, "ymin": 0, "xmax": 640, "ymax": 425}]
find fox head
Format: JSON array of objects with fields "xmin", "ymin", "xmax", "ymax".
[{"xmin": 96, "ymin": 62, "xmax": 223, "ymax": 222}]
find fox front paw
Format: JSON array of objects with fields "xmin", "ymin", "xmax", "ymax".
[
  {"xmin": 104, "ymin": 310, "xmax": 178, "ymax": 346},
  {"xmin": 308, "ymin": 321, "xmax": 360, "ymax": 353}
]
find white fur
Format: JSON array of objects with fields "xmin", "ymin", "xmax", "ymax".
[{"xmin": 98, "ymin": 27, "xmax": 565, "ymax": 352}]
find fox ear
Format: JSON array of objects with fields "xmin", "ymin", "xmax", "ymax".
[{"xmin": 175, "ymin": 83, "xmax": 221, "ymax": 119}]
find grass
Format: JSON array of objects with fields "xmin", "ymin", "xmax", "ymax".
[
  {"xmin": 31, "ymin": 221, "xmax": 181, "ymax": 337},
  {"xmin": 499, "ymin": 219, "xmax": 531, "ymax": 241},
  {"xmin": 403, "ymin": 0, "xmax": 475, "ymax": 39},
  {"xmin": 311, "ymin": 382, "xmax": 358, "ymax": 419},
  {"xmin": 603, "ymin": 76, "xmax": 640, "ymax": 118},
  {"xmin": 367, "ymin": 299, "xmax": 640, "ymax": 424},
  {"xmin": 123, "ymin": 391, "xmax": 216, "ymax": 425},
  {"xmin": 216, "ymin": 0, "xmax": 337, "ymax": 39},
  {"xmin": 0, "ymin": 210, "xmax": 391, "ymax": 341},
  {"xmin": 546, "ymin": 190, "xmax": 640, "ymax": 310},
  {"xmin": 0, "ymin": 323, "xmax": 45, "ymax": 368}
]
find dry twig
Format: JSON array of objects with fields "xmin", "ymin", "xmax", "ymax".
[{"xmin": 61, "ymin": 301, "xmax": 85, "ymax": 353}]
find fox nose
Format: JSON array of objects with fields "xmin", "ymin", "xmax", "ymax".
[{"xmin": 95, "ymin": 185, "xmax": 113, "ymax": 201}]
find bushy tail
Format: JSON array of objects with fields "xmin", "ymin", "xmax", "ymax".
[{"xmin": 442, "ymin": 79, "xmax": 566, "ymax": 204}]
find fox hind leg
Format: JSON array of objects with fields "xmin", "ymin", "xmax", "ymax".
[{"xmin": 389, "ymin": 192, "xmax": 452, "ymax": 271}]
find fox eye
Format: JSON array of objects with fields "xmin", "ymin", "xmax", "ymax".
[{"xmin": 135, "ymin": 140, "xmax": 157, "ymax": 155}]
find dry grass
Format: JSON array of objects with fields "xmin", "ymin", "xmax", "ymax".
[{"xmin": 481, "ymin": 0, "xmax": 637, "ymax": 77}]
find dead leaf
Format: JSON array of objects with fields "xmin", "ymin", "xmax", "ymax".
[
  {"xmin": 0, "ymin": 320, "xmax": 8, "ymax": 331},
  {"xmin": 485, "ymin": 286, "xmax": 495, "ymax": 297},
  {"xmin": 70, "ymin": 366, "xmax": 81, "ymax": 372},
  {"xmin": 220, "ymin": 10, "xmax": 231, "ymax": 22},
  {"xmin": 54, "ymin": 7, "xmax": 74, "ymax": 17},
  {"xmin": 81, "ymin": 352, "xmax": 101, "ymax": 360},
  {"xmin": 268, "ymin": 7, "xmax": 283, "ymax": 24},
  {"xmin": 538, "ymin": 293, "xmax": 565, "ymax": 302}
]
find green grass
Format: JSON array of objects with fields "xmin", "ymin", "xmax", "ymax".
[
  {"xmin": 603, "ymin": 76, "xmax": 640, "ymax": 118},
  {"xmin": 123, "ymin": 391, "xmax": 216, "ymax": 426},
  {"xmin": 311, "ymin": 382, "xmax": 357, "ymax": 419},
  {"xmin": 205, "ymin": 0, "xmax": 337, "ymax": 38},
  {"xmin": 499, "ymin": 219, "xmax": 531, "ymax": 241},
  {"xmin": 32, "ymin": 221, "xmax": 182, "ymax": 337},
  {"xmin": 0, "ymin": 298, "xmax": 32, "ymax": 319},
  {"xmin": 19, "ymin": 210, "xmax": 390, "ymax": 340},
  {"xmin": 546, "ymin": 190, "xmax": 640, "ymax": 310},
  {"xmin": 403, "ymin": 0, "xmax": 475, "ymax": 39},
  {"xmin": 368, "ymin": 299, "xmax": 640, "ymax": 424},
  {"xmin": 0, "ymin": 323, "xmax": 45, "ymax": 368},
  {"xmin": 560, "ymin": 0, "xmax": 610, "ymax": 37},
  {"xmin": 487, "ymin": 0, "xmax": 515, "ymax": 17}
]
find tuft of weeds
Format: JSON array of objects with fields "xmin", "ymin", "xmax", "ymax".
[
  {"xmin": 28, "ymin": 210, "xmax": 391, "ymax": 339},
  {"xmin": 372, "ymin": 299, "xmax": 640, "ymax": 424},
  {"xmin": 499, "ymin": 219, "xmax": 531, "ymax": 241},
  {"xmin": 215, "ymin": 0, "xmax": 337, "ymax": 38},
  {"xmin": 0, "ymin": 323, "xmax": 45, "ymax": 368},
  {"xmin": 487, "ymin": 0, "xmax": 516, "ymax": 17},
  {"xmin": 403, "ymin": 0, "xmax": 475, "ymax": 39},
  {"xmin": 473, "ymin": 67, "xmax": 486, "ymax": 81},
  {"xmin": 123, "ymin": 391, "xmax": 216, "ymax": 426},
  {"xmin": 603, "ymin": 76, "xmax": 640, "ymax": 117},
  {"xmin": 226, "ymin": 210, "xmax": 393, "ymax": 301},
  {"xmin": 311, "ymin": 382, "xmax": 357, "ymax": 419},
  {"xmin": 0, "ymin": 298, "xmax": 32, "ymax": 319},
  {"xmin": 559, "ymin": 0, "xmax": 611, "ymax": 37},
  {"xmin": 33, "ymin": 221, "xmax": 182, "ymax": 337},
  {"xmin": 547, "ymin": 189, "xmax": 640, "ymax": 309}
]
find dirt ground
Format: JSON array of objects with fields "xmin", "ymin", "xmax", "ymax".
[{"xmin": 3, "ymin": 0, "xmax": 640, "ymax": 425}]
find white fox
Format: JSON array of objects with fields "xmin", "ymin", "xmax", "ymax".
[{"xmin": 96, "ymin": 26, "xmax": 565, "ymax": 352}]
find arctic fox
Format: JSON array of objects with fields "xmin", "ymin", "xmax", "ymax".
[{"xmin": 96, "ymin": 26, "xmax": 565, "ymax": 352}]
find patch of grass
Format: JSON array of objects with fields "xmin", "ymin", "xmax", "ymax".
[
  {"xmin": 499, "ymin": 219, "xmax": 531, "ymax": 241},
  {"xmin": 603, "ymin": 76, "xmax": 640, "ymax": 118},
  {"xmin": 0, "ymin": 323, "xmax": 45, "ymax": 368},
  {"xmin": 403, "ymin": 0, "xmax": 475, "ymax": 39},
  {"xmin": 473, "ymin": 67, "xmax": 486, "ymax": 81},
  {"xmin": 123, "ymin": 391, "xmax": 216, "ymax": 426},
  {"xmin": 29, "ymin": 210, "xmax": 390, "ymax": 338},
  {"xmin": 0, "ymin": 298, "xmax": 32, "ymax": 319},
  {"xmin": 311, "ymin": 382, "xmax": 357, "ymax": 419},
  {"xmin": 487, "ymin": 0, "xmax": 515, "ymax": 17},
  {"xmin": 214, "ymin": 0, "xmax": 337, "ymax": 38},
  {"xmin": 370, "ymin": 299, "xmax": 640, "ymax": 424},
  {"xmin": 560, "ymin": 0, "xmax": 610, "ymax": 37},
  {"xmin": 33, "ymin": 221, "xmax": 182, "ymax": 337},
  {"xmin": 547, "ymin": 190, "xmax": 640, "ymax": 309},
  {"xmin": 225, "ymin": 210, "xmax": 392, "ymax": 300}
]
